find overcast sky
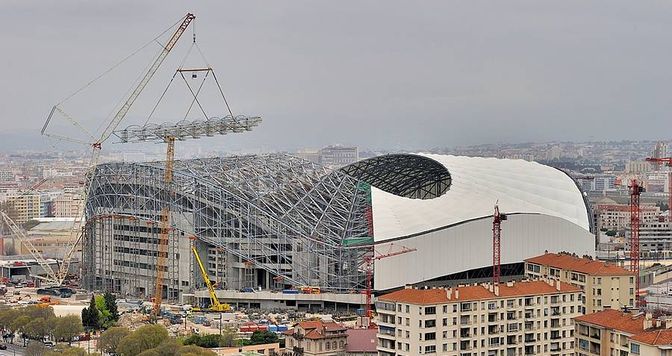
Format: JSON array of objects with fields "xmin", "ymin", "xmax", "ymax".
[{"xmin": 1, "ymin": 1, "xmax": 672, "ymax": 153}]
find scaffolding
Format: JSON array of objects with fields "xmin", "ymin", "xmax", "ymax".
[{"xmin": 82, "ymin": 153, "xmax": 451, "ymax": 297}]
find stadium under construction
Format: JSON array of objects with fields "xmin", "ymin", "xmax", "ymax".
[
  {"xmin": 82, "ymin": 153, "xmax": 451, "ymax": 301},
  {"xmin": 82, "ymin": 152, "xmax": 596, "ymax": 304}
]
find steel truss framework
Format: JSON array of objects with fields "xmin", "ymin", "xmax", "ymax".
[{"xmin": 82, "ymin": 154, "xmax": 450, "ymax": 295}]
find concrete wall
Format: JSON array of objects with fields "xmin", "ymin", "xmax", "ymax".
[{"xmin": 375, "ymin": 214, "xmax": 595, "ymax": 291}]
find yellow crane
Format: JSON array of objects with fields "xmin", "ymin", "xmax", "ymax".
[{"xmin": 190, "ymin": 236, "xmax": 231, "ymax": 312}]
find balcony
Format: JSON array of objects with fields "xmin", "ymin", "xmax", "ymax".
[
  {"xmin": 524, "ymin": 334, "xmax": 535, "ymax": 343},
  {"xmin": 378, "ymin": 326, "xmax": 395, "ymax": 337},
  {"xmin": 488, "ymin": 313, "xmax": 498, "ymax": 323},
  {"xmin": 460, "ymin": 341, "xmax": 471, "ymax": 351}
]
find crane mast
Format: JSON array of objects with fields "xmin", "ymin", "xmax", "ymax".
[
  {"xmin": 629, "ymin": 179, "xmax": 644, "ymax": 307},
  {"xmin": 151, "ymin": 136, "xmax": 175, "ymax": 318},
  {"xmin": 492, "ymin": 204, "xmax": 507, "ymax": 285},
  {"xmin": 363, "ymin": 244, "xmax": 416, "ymax": 321},
  {"xmin": 52, "ymin": 13, "xmax": 196, "ymax": 286}
]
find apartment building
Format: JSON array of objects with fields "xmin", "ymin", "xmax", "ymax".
[
  {"xmin": 52, "ymin": 191, "xmax": 83, "ymax": 218},
  {"xmin": 4, "ymin": 193, "xmax": 40, "ymax": 224},
  {"xmin": 626, "ymin": 221, "xmax": 672, "ymax": 252},
  {"xmin": 575, "ymin": 309, "xmax": 672, "ymax": 355},
  {"xmin": 376, "ymin": 280, "xmax": 582, "ymax": 356},
  {"xmin": 525, "ymin": 252, "xmax": 635, "ymax": 314},
  {"xmin": 596, "ymin": 204, "xmax": 659, "ymax": 232}
]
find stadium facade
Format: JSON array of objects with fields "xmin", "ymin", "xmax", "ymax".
[{"xmin": 82, "ymin": 153, "xmax": 593, "ymax": 301}]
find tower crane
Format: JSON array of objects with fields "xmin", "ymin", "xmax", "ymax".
[
  {"xmin": 629, "ymin": 179, "xmax": 644, "ymax": 307},
  {"xmin": 492, "ymin": 203, "xmax": 507, "ymax": 285},
  {"xmin": 41, "ymin": 13, "xmax": 196, "ymax": 286},
  {"xmin": 363, "ymin": 243, "xmax": 416, "ymax": 321},
  {"xmin": 645, "ymin": 157, "xmax": 672, "ymax": 223}
]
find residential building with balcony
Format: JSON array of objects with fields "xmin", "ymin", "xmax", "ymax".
[
  {"xmin": 284, "ymin": 320, "xmax": 348, "ymax": 355},
  {"xmin": 525, "ymin": 252, "xmax": 635, "ymax": 314},
  {"xmin": 574, "ymin": 309, "xmax": 672, "ymax": 356},
  {"xmin": 376, "ymin": 279, "xmax": 582, "ymax": 356}
]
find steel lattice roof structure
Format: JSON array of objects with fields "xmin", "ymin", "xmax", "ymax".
[{"xmin": 82, "ymin": 153, "xmax": 450, "ymax": 294}]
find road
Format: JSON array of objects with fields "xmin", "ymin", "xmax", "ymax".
[{"xmin": 0, "ymin": 343, "xmax": 25, "ymax": 356}]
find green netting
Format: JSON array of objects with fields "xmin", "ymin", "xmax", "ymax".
[{"xmin": 342, "ymin": 237, "xmax": 374, "ymax": 247}]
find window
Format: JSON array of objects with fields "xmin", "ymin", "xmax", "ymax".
[
  {"xmin": 425, "ymin": 332, "xmax": 436, "ymax": 340},
  {"xmin": 425, "ymin": 345, "xmax": 436, "ymax": 354},
  {"xmin": 425, "ymin": 306, "xmax": 436, "ymax": 315},
  {"xmin": 631, "ymin": 343, "xmax": 640, "ymax": 354},
  {"xmin": 425, "ymin": 319, "xmax": 436, "ymax": 328},
  {"xmin": 443, "ymin": 305, "xmax": 448, "ymax": 313},
  {"xmin": 406, "ymin": 305, "xmax": 410, "ymax": 313}
]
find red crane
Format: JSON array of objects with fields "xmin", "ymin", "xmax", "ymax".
[
  {"xmin": 645, "ymin": 157, "xmax": 672, "ymax": 222},
  {"xmin": 629, "ymin": 179, "xmax": 644, "ymax": 307},
  {"xmin": 492, "ymin": 204, "xmax": 507, "ymax": 285},
  {"xmin": 363, "ymin": 243, "xmax": 416, "ymax": 320}
]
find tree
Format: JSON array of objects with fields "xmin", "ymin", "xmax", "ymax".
[
  {"xmin": 0, "ymin": 309, "xmax": 18, "ymax": 330},
  {"xmin": 82, "ymin": 295, "xmax": 100, "ymax": 330},
  {"xmin": 104, "ymin": 292, "xmax": 120, "ymax": 322},
  {"xmin": 45, "ymin": 345, "xmax": 88, "ymax": 356},
  {"xmin": 95, "ymin": 295, "xmax": 113, "ymax": 328},
  {"xmin": 10, "ymin": 315, "xmax": 31, "ymax": 335},
  {"xmin": 25, "ymin": 341, "xmax": 46, "ymax": 356},
  {"xmin": 117, "ymin": 324, "xmax": 168, "ymax": 356},
  {"xmin": 24, "ymin": 318, "xmax": 49, "ymax": 341},
  {"xmin": 249, "ymin": 330, "xmax": 278, "ymax": 345},
  {"xmin": 53, "ymin": 315, "xmax": 84, "ymax": 345},
  {"xmin": 178, "ymin": 345, "xmax": 217, "ymax": 356},
  {"xmin": 97, "ymin": 326, "xmax": 131, "ymax": 355},
  {"xmin": 220, "ymin": 327, "xmax": 237, "ymax": 347}
]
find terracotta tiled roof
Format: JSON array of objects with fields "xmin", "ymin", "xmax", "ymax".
[
  {"xmin": 297, "ymin": 321, "xmax": 322, "ymax": 330},
  {"xmin": 631, "ymin": 329, "xmax": 672, "ymax": 346},
  {"xmin": 378, "ymin": 280, "xmax": 580, "ymax": 305},
  {"xmin": 346, "ymin": 328, "xmax": 377, "ymax": 352},
  {"xmin": 290, "ymin": 320, "xmax": 347, "ymax": 340},
  {"xmin": 574, "ymin": 309, "xmax": 645, "ymax": 335},
  {"xmin": 525, "ymin": 253, "xmax": 633, "ymax": 276}
]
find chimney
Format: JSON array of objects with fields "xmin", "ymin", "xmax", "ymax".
[
  {"xmin": 454, "ymin": 289, "xmax": 459, "ymax": 299},
  {"xmin": 506, "ymin": 281, "xmax": 514, "ymax": 287},
  {"xmin": 555, "ymin": 279, "xmax": 561, "ymax": 291},
  {"xmin": 446, "ymin": 288, "xmax": 452, "ymax": 300},
  {"xmin": 644, "ymin": 313, "xmax": 653, "ymax": 330},
  {"xmin": 494, "ymin": 285, "xmax": 500, "ymax": 297}
]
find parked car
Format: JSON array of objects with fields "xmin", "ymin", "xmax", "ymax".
[
  {"xmin": 43, "ymin": 340, "xmax": 55, "ymax": 348},
  {"xmin": 0, "ymin": 344, "xmax": 7, "ymax": 350}
]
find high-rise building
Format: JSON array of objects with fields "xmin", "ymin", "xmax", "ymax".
[
  {"xmin": 524, "ymin": 252, "xmax": 635, "ymax": 314},
  {"xmin": 376, "ymin": 280, "xmax": 582, "ymax": 356}
]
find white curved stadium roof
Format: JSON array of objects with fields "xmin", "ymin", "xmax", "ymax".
[{"xmin": 372, "ymin": 154, "xmax": 590, "ymax": 241}]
